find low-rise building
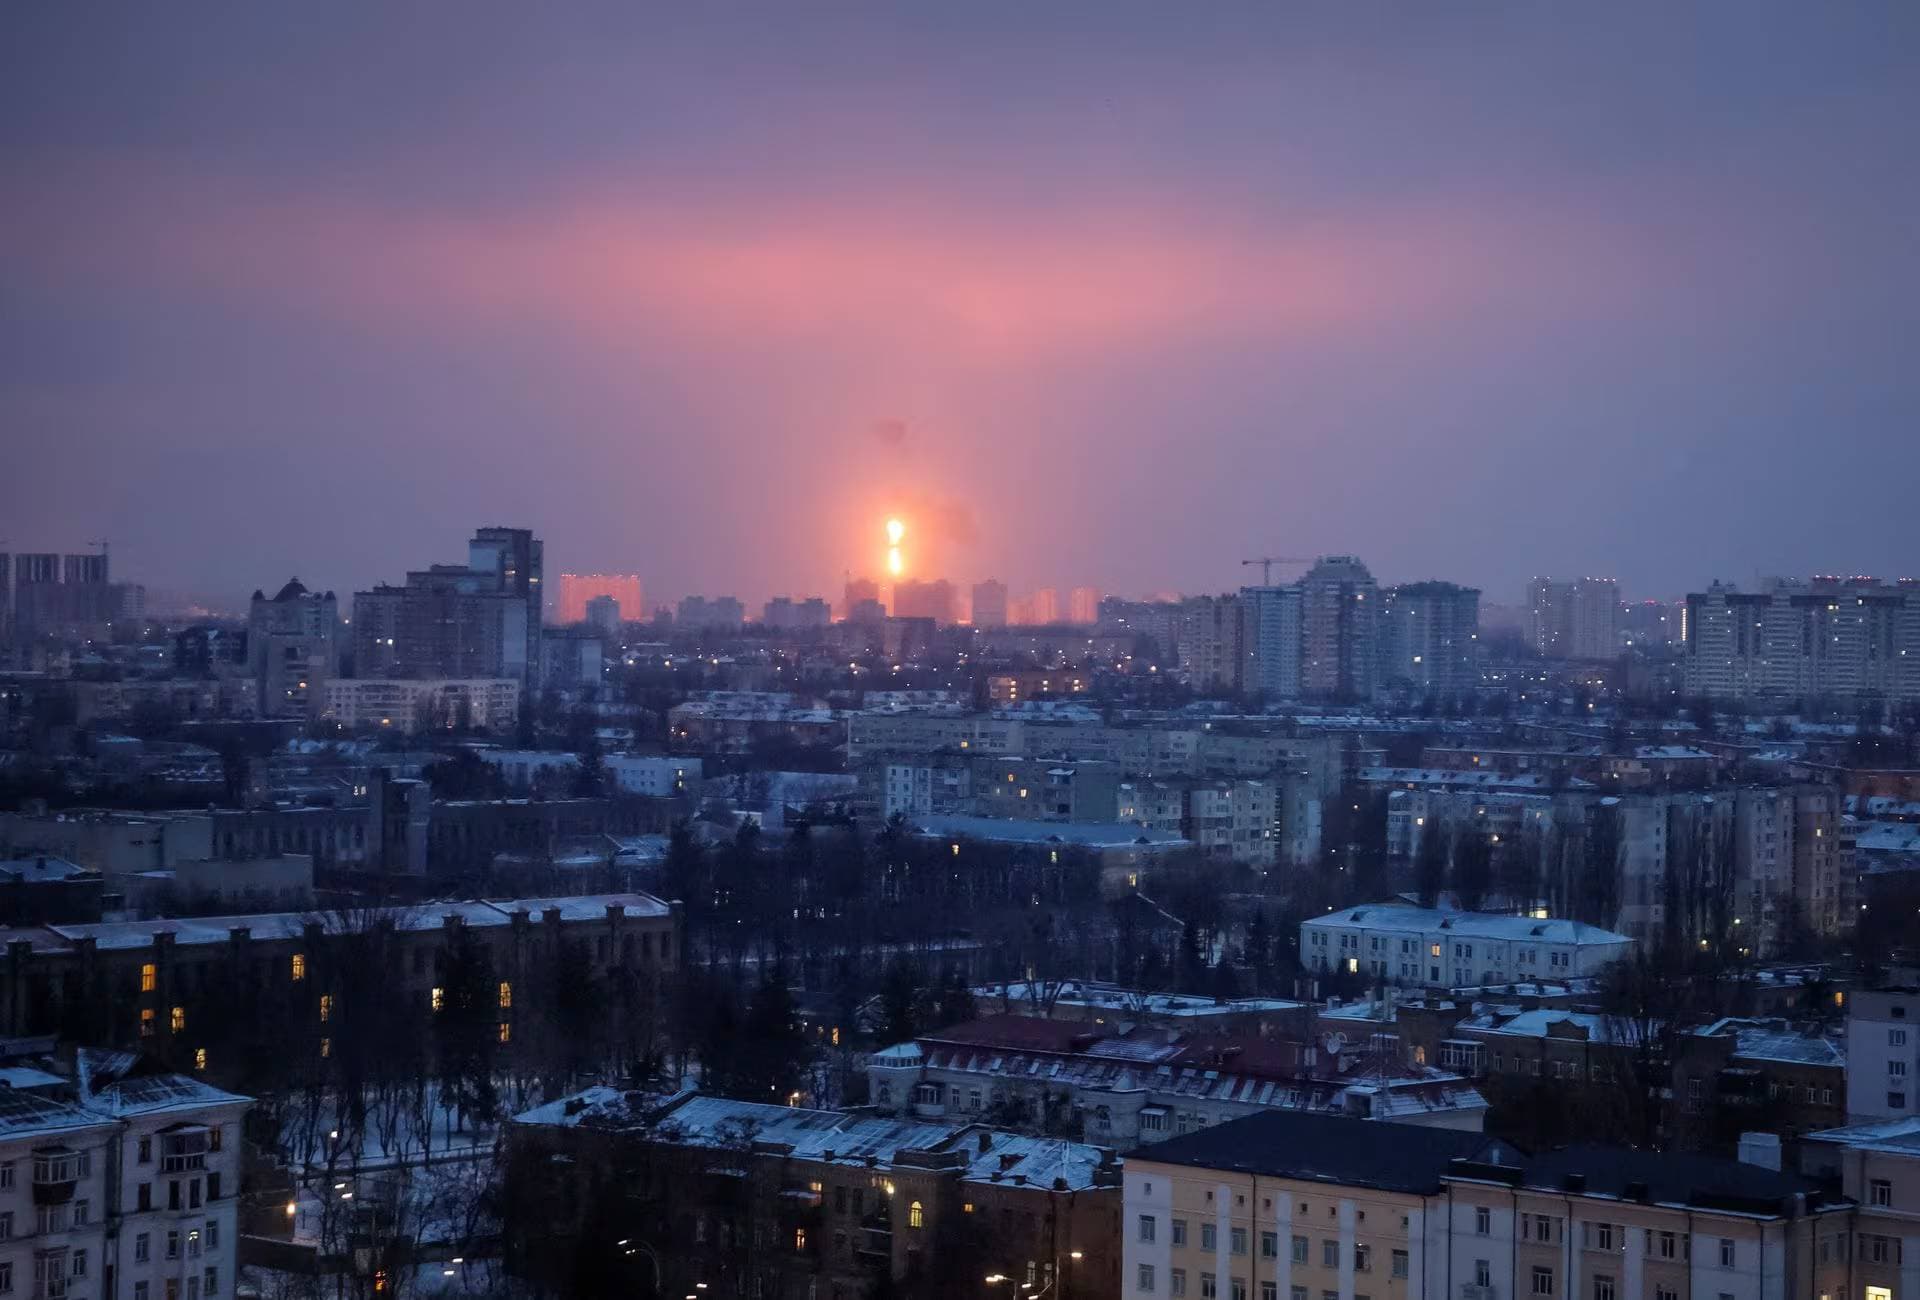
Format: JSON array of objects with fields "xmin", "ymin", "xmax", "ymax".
[
  {"xmin": 910, "ymin": 816, "xmax": 1190, "ymax": 896},
  {"xmin": 1300, "ymin": 902, "xmax": 1633, "ymax": 987},
  {"xmin": 1123, "ymin": 1108, "xmax": 1852, "ymax": 1300},
  {"xmin": 867, "ymin": 1017, "xmax": 1485, "ymax": 1150},
  {"xmin": 1847, "ymin": 986, "xmax": 1920, "ymax": 1123},
  {"xmin": 318, "ymin": 677, "xmax": 520, "ymax": 732},
  {"xmin": 509, "ymin": 1086, "xmax": 1122, "ymax": 1300}
]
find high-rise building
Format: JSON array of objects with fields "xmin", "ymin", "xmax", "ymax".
[
  {"xmin": 1067, "ymin": 586, "xmax": 1102, "ymax": 625},
  {"xmin": 1527, "ymin": 576, "xmax": 1619, "ymax": 659},
  {"xmin": 248, "ymin": 578, "xmax": 341, "ymax": 718},
  {"xmin": 557, "ymin": 573, "xmax": 642, "ymax": 625},
  {"xmin": 468, "ymin": 526, "xmax": 543, "ymax": 679},
  {"xmin": 762, "ymin": 596, "xmax": 830, "ymax": 630},
  {"xmin": 584, "ymin": 594, "xmax": 622, "ymax": 636},
  {"xmin": 63, "ymin": 552, "xmax": 109, "ymax": 586},
  {"xmin": 1299, "ymin": 555, "xmax": 1379, "ymax": 698},
  {"xmin": 892, "ymin": 579, "xmax": 955, "ymax": 624},
  {"xmin": 1027, "ymin": 587, "xmax": 1060, "ymax": 625},
  {"xmin": 1380, "ymin": 580, "xmax": 1480, "ymax": 695},
  {"xmin": 970, "ymin": 578, "xmax": 1008, "ymax": 628},
  {"xmin": 1177, "ymin": 594, "xmax": 1243, "ymax": 692},
  {"xmin": 843, "ymin": 576, "xmax": 881, "ymax": 621},
  {"xmin": 1238, "ymin": 585, "xmax": 1301, "ymax": 699},
  {"xmin": 350, "ymin": 526, "xmax": 543, "ymax": 691},
  {"xmin": 675, "ymin": 595, "xmax": 745, "ymax": 631},
  {"xmin": 1684, "ymin": 576, "xmax": 1920, "ymax": 704}
]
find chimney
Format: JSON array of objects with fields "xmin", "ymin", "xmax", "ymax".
[
  {"xmin": 1737, "ymin": 1131, "xmax": 1782, "ymax": 1172},
  {"xmin": 977, "ymin": 1131, "xmax": 992, "ymax": 1153}
]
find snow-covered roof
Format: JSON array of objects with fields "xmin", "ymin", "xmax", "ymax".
[
  {"xmin": 912, "ymin": 815, "xmax": 1188, "ymax": 850},
  {"xmin": 1303, "ymin": 903, "xmax": 1631, "ymax": 947}
]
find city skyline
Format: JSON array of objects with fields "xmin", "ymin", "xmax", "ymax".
[{"xmin": 5, "ymin": 5, "xmax": 1918, "ymax": 607}]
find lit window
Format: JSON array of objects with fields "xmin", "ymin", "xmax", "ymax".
[
  {"xmin": 170, "ymin": 1006, "xmax": 186, "ymax": 1033},
  {"xmin": 498, "ymin": 981, "xmax": 512, "ymax": 1009},
  {"xmin": 291, "ymin": 954, "xmax": 306, "ymax": 982},
  {"xmin": 141, "ymin": 963, "xmax": 157, "ymax": 993},
  {"xmin": 909, "ymin": 1201, "xmax": 925, "ymax": 1229},
  {"xmin": 794, "ymin": 1228, "xmax": 808, "ymax": 1251},
  {"xmin": 318, "ymin": 995, "xmax": 332, "ymax": 1023},
  {"xmin": 431, "ymin": 987, "xmax": 445, "ymax": 1012},
  {"xmin": 319, "ymin": 1037, "xmax": 331, "ymax": 1058},
  {"xmin": 194, "ymin": 1048, "xmax": 207, "ymax": 1072},
  {"xmin": 497, "ymin": 1022, "xmax": 511, "ymax": 1044}
]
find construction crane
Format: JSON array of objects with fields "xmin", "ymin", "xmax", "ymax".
[{"xmin": 1240, "ymin": 556, "xmax": 1314, "ymax": 585}]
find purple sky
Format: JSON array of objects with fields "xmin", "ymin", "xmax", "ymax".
[{"xmin": 5, "ymin": 4, "xmax": 1918, "ymax": 612}]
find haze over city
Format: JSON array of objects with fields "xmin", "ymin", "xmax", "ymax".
[{"xmin": 6, "ymin": 3, "xmax": 1920, "ymax": 610}]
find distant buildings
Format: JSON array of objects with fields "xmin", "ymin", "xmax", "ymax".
[
  {"xmin": 892, "ymin": 578, "xmax": 956, "ymax": 624},
  {"xmin": 842, "ymin": 575, "xmax": 882, "ymax": 621},
  {"xmin": 1067, "ymin": 586, "xmax": 1102, "ymax": 625},
  {"xmin": 351, "ymin": 526, "xmax": 544, "ymax": 691},
  {"xmin": 319, "ymin": 677, "xmax": 520, "ymax": 732},
  {"xmin": 1684, "ymin": 576, "xmax": 1920, "ymax": 704},
  {"xmin": 1845, "ymin": 987, "xmax": 1920, "ymax": 1123},
  {"xmin": 1527, "ymin": 575, "xmax": 1620, "ymax": 659},
  {"xmin": 1176, "ymin": 594, "xmax": 1243, "ymax": 691},
  {"xmin": 674, "ymin": 595, "xmax": 745, "ymax": 631},
  {"xmin": 971, "ymin": 578, "xmax": 1008, "ymax": 628},
  {"xmin": 556, "ymin": 572, "xmax": 642, "ymax": 625},
  {"xmin": 1299, "ymin": 554, "xmax": 1379, "ymax": 697},
  {"xmin": 2, "ymin": 547, "xmax": 143, "ymax": 646},
  {"xmin": 1380, "ymin": 580, "xmax": 1480, "ymax": 696},
  {"xmin": 583, "ymin": 593, "xmax": 622, "ymax": 635},
  {"xmin": 247, "ymin": 578, "xmax": 340, "ymax": 718},
  {"xmin": 1239, "ymin": 585, "xmax": 1301, "ymax": 698},
  {"xmin": 761, "ymin": 596, "xmax": 830, "ymax": 630}
]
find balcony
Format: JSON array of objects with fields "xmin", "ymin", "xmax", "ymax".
[
  {"xmin": 31, "ymin": 1150, "xmax": 79, "ymax": 1206},
  {"xmin": 1459, "ymin": 1285, "xmax": 1498, "ymax": 1300}
]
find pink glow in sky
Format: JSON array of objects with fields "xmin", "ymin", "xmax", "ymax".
[{"xmin": 4, "ymin": 4, "xmax": 1918, "ymax": 609}]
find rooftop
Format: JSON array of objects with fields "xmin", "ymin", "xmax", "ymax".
[
  {"xmin": 912, "ymin": 815, "xmax": 1189, "ymax": 850},
  {"xmin": 1304, "ymin": 903, "xmax": 1631, "ymax": 947}
]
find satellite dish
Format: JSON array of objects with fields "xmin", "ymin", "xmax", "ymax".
[{"xmin": 1322, "ymin": 1031, "xmax": 1347, "ymax": 1057}]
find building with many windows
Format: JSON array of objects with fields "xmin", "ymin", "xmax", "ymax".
[
  {"xmin": 1123, "ymin": 1109, "xmax": 1852, "ymax": 1300},
  {"xmin": 1300, "ymin": 902, "xmax": 1633, "ymax": 987},
  {"xmin": 0, "ymin": 1048, "xmax": 248, "ymax": 1300}
]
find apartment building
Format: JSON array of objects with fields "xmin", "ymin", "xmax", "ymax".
[
  {"xmin": 510, "ymin": 1085, "xmax": 1121, "ymax": 1300},
  {"xmin": 317, "ymin": 677, "xmax": 520, "ymax": 733},
  {"xmin": 1685, "ymin": 577, "xmax": 1920, "ymax": 704},
  {"xmin": 0, "ymin": 1053, "xmax": 248, "ymax": 1300},
  {"xmin": 1380, "ymin": 581, "xmax": 1481, "ymax": 696},
  {"xmin": 1124, "ymin": 1109, "xmax": 1850, "ymax": 1300},
  {"xmin": 0, "ymin": 894, "xmax": 679, "ymax": 1072},
  {"xmin": 1847, "ymin": 988, "xmax": 1920, "ymax": 1123},
  {"xmin": 1800, "ymin": 1117, "xmax": 1920, "ymax": 1300}
]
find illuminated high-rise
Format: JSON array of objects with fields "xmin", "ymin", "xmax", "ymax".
[
  {"xmin": 558, "ymin": 573, "xmax": 642, "ymax": 625},
  {"xmin": 970, "ymin": 578, "xmax": 1008, "ymax": 628}
]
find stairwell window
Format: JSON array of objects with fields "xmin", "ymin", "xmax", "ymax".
[{"xmin": 141, "ymin": 963, "xmax": 157, "ymax": 993}]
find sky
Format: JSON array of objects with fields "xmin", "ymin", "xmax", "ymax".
[{"xmin": 4, "ymin": 3, "xmax": 1918, "ymax": 613}]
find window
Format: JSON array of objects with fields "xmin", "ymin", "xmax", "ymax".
[
  {"xmin": 194, "ymin": 1047, "xmax": 207, "ymax": 1071},
  {"xmin": 138, "ymin": 1182, "xmax": 151, "ymax": 1210},
  {"xmin": 1170, "ymin": 1269, "xmax": 1187, "ymax": 1297},
  {"xmin": 1139, "ymin": 1214, "xmax": 1157, "ymax": 1244},
  {"xmin": 1655, "ymin": 1230, "xmax": 1678, "ymax": 1259},
  {"xmin": 142, "ymin": 963, "xmax": 157, "ymax": 992},
  {"xmin": 1892, "ymin": 1028, "xmax": 1908, "ymax": 1047},
  {"xmin": 72, "ymin": 1200, "xmax": 87, "ymax": 1226},
  {"xmin": 908, "ymin": 1201, "xmax": 924, "ymax": 1229},
  {"xmin": 431, "ymin": 987, "xmax": 445, "ymax": 1011},
  {"xmin": 318, "ymin": 995, "xmax": 332, "ymax": 1022},
  {"xmin": 291, "ymin": 953, "xmax": 305, "ymax": 981},
  {"xmin": 1199, "ymin": 1274, "xmax": 1217, "ymax": 1300},
  {"xmin": 1475, "ymin": 1260, "xmax": 1492, "ymax": 1288},
  {"xmin": 1172, "ymin": 1219, "xmax": 1188, "ymax": 1247},
  {"xmin": 1655, "ymin": 1288, "xmax": 1679, "ymax": 1300},
  {"xmin": 204, "ymin": 1268, "xmax": 218, "ymax": 1297},
  {"xmin": 0, "ymin": 1264, "xmax": 9, "ymax": 1295},
  {"xmin": 1230, "ymin": 1227, "xmax": 1247, "ymax": 1256},
  {"xmin": 1719, "ymin": 1238, "xmax": 1735, "ymax": 1266},
  {"xmin": 498, "ymin": 981, "xmax": 512, "ymax": 1008},
  {"xmin": 1231, "ymin": 1281, "xmax": 1247, "ymax": 1300},
  {"xmin": 794, "ymin": 1228, "xmax": 807, "ymax": 1251},
  {"xmin": 1593, "ymin": 1278, "xmax": 1615, "ymax": 1300},
  {"xmin": 141, "ymin": 1007, "xmax": 157, "ymax": 1036},
  {"xmin": 207, "ymin": 1219, "xmax": 219, "ymax": 1247},
  {"xmin": 167, "ymin": 1230, "xmax": 181, "ymax": 1260},
  {"xmin": 1321, "ymin": 1239, "xmax": 1338, "ymax": 1268},
  {"xmin": 1138, "ymin": 1265, "xmax": 1157, "ymax": 1294},
  {"xmin": 1259, "ymin": 1284, "xmax": 1274, "ymax": 1300},
  {"xmin": 320, "ymin": 1036, "xmax": 331, "ymax": 1058},
  {"xmin": 1201, "ymin": 1223, "xmax": 1216, "ymax": 1250},
  {"xmin": 1588, "ymin": 1222, "xmax": 1616, "ymax": 1251},
  {"xmin": 497, "ymin": 1021, "xmax": 511, "ymax": 1044},
  {"xmin": 1291, "ymin": 1236, "xmax": 1308, "ymax": 1264},
  {"xmin": 1391, "ymin": 1250, "xmax": 1408, "ymax": 1278},
  {"xmin": 71, "ymin": 1252, "xmax": 86, "ymax": 1279},
  {"xmin": 0, "ymin": 1213, "xmax": 9, "ymax": 1240},
  {"xmin": 1259, "ymin": 1231, "xmax": 1277, "ymax": 1259},
  {"xmin": 1531, "ymin": 1265, "xmax": 1554, "ymax": 1295},
  {"xmin": 1475, "ymin": 1206, "xmax": 1491, "ymax": 1235},
  {"xmin": 1870, "ymin": 1178, "xmax": 1892, "ymax": 1207},
  {"xmin": 134, "ymin": 1285, "xmax": 148, "ymax": 1300},
  {"xmin": 0, "ymin": 1164, "xmax": 9, "ymax": 1190}
]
